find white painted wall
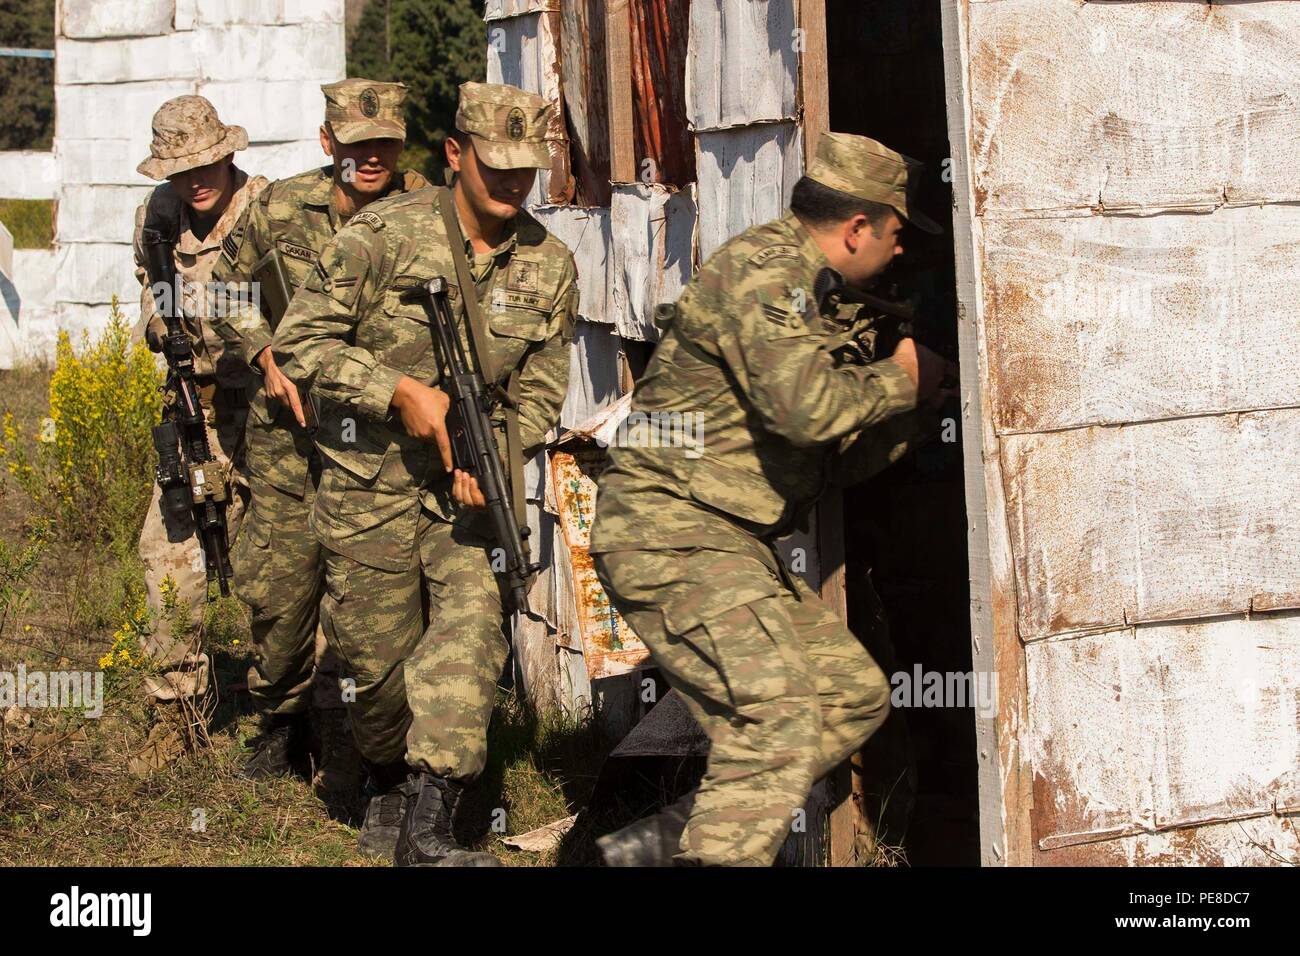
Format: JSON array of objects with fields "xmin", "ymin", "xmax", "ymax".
[{"xmin": 0, "ymin": 0, "xmax": 346, "ymax": 367}]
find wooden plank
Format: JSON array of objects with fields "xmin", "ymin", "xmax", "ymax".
[
  {"xmin": 694, "ymin": 122, "xmax": 802, "ymax": 259},
  {"xmin": 985, "ymin": 206, "xmax": 1300, "ymax": 435},
  {"xmin": 1002, "ymin": 410, "xmax": 1300, "ymax": 642},
  {"xmin": 686, "ymin": 0, "xmax": 798, "ymax": 132},
  {"xmin": 967, "ymin": 0, "xmax": 1300, "ymax": 217},
  {"xmin": 1025, "ymin": 616, "xmax": 1300, "ymax": 856},
  {"xmin": 796, "ymin": 0, "xmax": 829, "ymax": 168},
  {"xmin": 605, "ymin": 0, "xmax": 636, "ymax": 184},
  {"xmin": 939, "ymin": 0, "xmax": 1021, "ymax": 867}
]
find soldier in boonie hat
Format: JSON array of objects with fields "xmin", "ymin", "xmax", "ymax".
[
  {"xmin": 321, "ymin": 78, "xmax": 409, "ymax": 143},
  {"xmin": 454, "ymin": 81, "xmax": 552, "ymax": 170},
  {"xmin": 137, "ymin": 95, "xmax": 249, "ymax": 181},
  {"xmin": 806, "ymin": 132, "xmax": 941, "ymax": 235}
]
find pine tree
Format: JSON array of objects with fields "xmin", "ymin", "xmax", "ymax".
[
  {"xmin": 0, "ymin": 0, "xmax": 56, "ymax": 150},
  {"xmin": 348, "ymin": 0, "xmax": 488, "ymax": 181}
]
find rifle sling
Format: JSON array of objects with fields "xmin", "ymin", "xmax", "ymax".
[{"xmin": 434, "ymin": 185, "xmax": 533, "ymax": 580}]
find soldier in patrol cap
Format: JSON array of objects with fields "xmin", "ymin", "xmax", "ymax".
[
  {"xmin": 272, "ymin": 81, "xmax": 578, "ymax": 866},
  {"xmin": 129, "ymin": 95, "xmax": 268, "ymax": 771},
  {"xmin": 589, "ymin": 131, "xmax": 956, "ymax": 866},
  {"xmin": 209, "ymin": 79, "xmax": 427, "ymax": 838}
]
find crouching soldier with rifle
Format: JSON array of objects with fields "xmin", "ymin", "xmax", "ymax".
[
  {"xmin": 272, "ymin": 82, "xmax": 577, "ymax": 866},
  {"xmin": 129, "ymin": 96, "xmax": 267, "ymax": 771}
]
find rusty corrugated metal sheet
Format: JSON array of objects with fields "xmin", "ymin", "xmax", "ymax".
[
  {"xmin": 627, "ymin": 0, "xmax": 695, "ymax": 187},
  {"xmin": 559, "ymin": 0, "xmax": 612, "ymax": 205},
  {"xmin": 694, "ymin": 122, "xmax": 801, "ymax": 258},
  {"xmin": 610, "ymin": 182, "xmax": 696, "ymax": 341}
]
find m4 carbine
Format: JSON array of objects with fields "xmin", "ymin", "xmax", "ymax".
[
  {"xmin": 402, "ymin": 277, "xmax": 540, "ymax": 616},
  {"xmin": 140, "ymin": 192, "xmax": 233, "ymax": 596}
]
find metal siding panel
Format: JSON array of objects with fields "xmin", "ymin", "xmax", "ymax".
[
  {"xmin": 528, "ymin": 205, "xmax": 613, "ymax": 328},
  {"xmin": 1026, "ymin": 617, "xmax": 1300, "ymax": 856},
  {"xmin": 1003, "ymin": 411, "xmax": 1300, "ymax": 641},
  {"xmin": 610, "ymin": 183, "xmax": 696, "ymax": 341},
  {"xmin": 694, "ymin": 122, "xmax": 801, "ymax": 259},
  {"xmin": 986, "ymin": 207, "xmax": 1300, "ymax": 434},
  {"xmin": 968, "ymin": 0, "xmax": 1300, "ymax": 217},
  {"xmin": 687, "ymin": 0, "xmax": 798, "ymax": 131}
]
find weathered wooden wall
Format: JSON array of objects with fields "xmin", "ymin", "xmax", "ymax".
[{"xmin": 945, "ymin": 0, "xmax": 1300, "ymax": 865}]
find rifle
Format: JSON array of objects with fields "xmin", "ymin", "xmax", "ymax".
[
  {"xmin": 140, "ymin": 191, "xmax": 233, "ymax": 597},
  {"xmin": 814, "ymin": 266, "xmax": 958, "ymax": 389},
  {"xmin": 401, "ymin": 277, "xmax": 540, "ymax": 615},
  {"xmin": 251, "ymin": 247, "xmax": 317, "ymax": 431}
]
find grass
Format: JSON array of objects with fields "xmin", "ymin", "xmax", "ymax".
[
  {"xmin": 0, "ymin": 364, "xmax": 614, "ymax": 867},
  {"xmin": 0, "ymin": 199, "xmax": 54, "ymax": 250}
]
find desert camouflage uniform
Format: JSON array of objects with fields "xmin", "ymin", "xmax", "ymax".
[
  {"xmin": 131, "ymin": 107, "xmax": 268, "ymax": 702},
  {"xmin": 591, "ymin": 133, "xmax": 940, "ymax": 866},
  {"xmin": 209, "ymin": 161, "xmax": 427, "ymax": 719},
  {"xmin": 271, "ymin": 166, "xmax": 577, "ymax": 779}
]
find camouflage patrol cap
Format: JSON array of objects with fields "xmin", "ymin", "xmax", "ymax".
[
  {"xmin": 454, "ymin": 81, "xmax": 551, "ymax": 170},
  {"xmin": 322, "ymin": 78, "xmax": 408, "ymax": 144},
  {"xmin": 137, "ymin": 95, "xmax": 247, "ymax": 181},
  {"xmin": 807, "ymin": 132, "xmax": 941, "ymax": 234}
]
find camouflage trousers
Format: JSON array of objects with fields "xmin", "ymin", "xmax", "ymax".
[
  {"xmin": 319, "ymin": 509, "xmax": 508, "ymax": 780},
  {"xmin": 593, "ymin": 533, "xmax": 891, "ymax": 867},
  {"xmin": 138, "ymin": 391, "xmax": 248, "ymax": 700},
  {"xmin": 232, "ymin": 472, "xmax": 346, "ymax": 716}
]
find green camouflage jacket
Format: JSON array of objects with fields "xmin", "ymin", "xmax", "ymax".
[
  {"xmin": 272, "ymin": 187, "xmax": 578, "ymax": 572},
  {"xmin": 209, "ymin": 165, "xmax": 427, "ymax": 495},
  {"xmin": 591, "ymin": 211, "xmax": 923, "ymax": 554}
]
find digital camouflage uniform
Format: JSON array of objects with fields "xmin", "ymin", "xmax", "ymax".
[
  {"xmin": 591, "ymin": 133, "xmax": 940, "ymax": 866},
  {"xmin": 131, "ymin": 95, "xmax": 268, "ymax": 708},
  {"xmin": 271, "ymin": 84, "xmax": 577, "ymax": 783},
  {"xmin": 209, "ymin": 80, "xmax": 427, "ymax": 724}
]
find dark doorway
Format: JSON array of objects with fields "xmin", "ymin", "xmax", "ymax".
[{"xmin": 826, "ymin": 0, "xmax": 979, "ymax": 865}]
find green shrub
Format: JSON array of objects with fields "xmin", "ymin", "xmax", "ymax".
[{"xmin": 0, "ymin": 298, "xmax": 161, "ymax": 546}]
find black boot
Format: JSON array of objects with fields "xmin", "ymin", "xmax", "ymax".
[
  {"xmin": 596, "ymin": 793, "xmax": 694, "ymax": 867},
  {"xmin": 242, "ymin": 712, "xmax": 309, "ymax": 780},
  {"xmin": 356, "ymin": 760, "xmax": 410, "ymax": 861},
  {"xmin": 394, "ymin": 772, "xmax": 501, "ymax": 867}
]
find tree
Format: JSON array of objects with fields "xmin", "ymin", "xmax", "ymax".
[
  {"xmin": 0, "ymin": 0, "xmax": 55, "ymax": 150},
  {"xmin": 348, "ymin": 0, "xmax": 488, "ymax": 181}
]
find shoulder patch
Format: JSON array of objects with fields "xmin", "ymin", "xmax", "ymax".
[
  {"xmin": 748, "ymin": 244, "xmax": 800, "ymax": 267},
  {"xmin": 351, "ymin": 211, "xmax": 385, "ymax": 232},
  {"xmin": 222, "ymin": 234, "xmax": 239, "ymax": 259}
]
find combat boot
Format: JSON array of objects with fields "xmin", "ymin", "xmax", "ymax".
[
  {"xmin": 313, "ymin": 708, "xmax": 364, "ymax": 817},
  {"xmin": 394, "ymin": 772, "xmax": 501, "ymax": 867},
  {"xmin": 596, "ymin": 798, "xmax": 692, "ymax": 867},
  {"xmin": 356, "ymin": 759, "xmax": 410, "ymax": 861},
  {"xmin": 242, "ymin": 712, "xmax": 309, "ymax": 779}
]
